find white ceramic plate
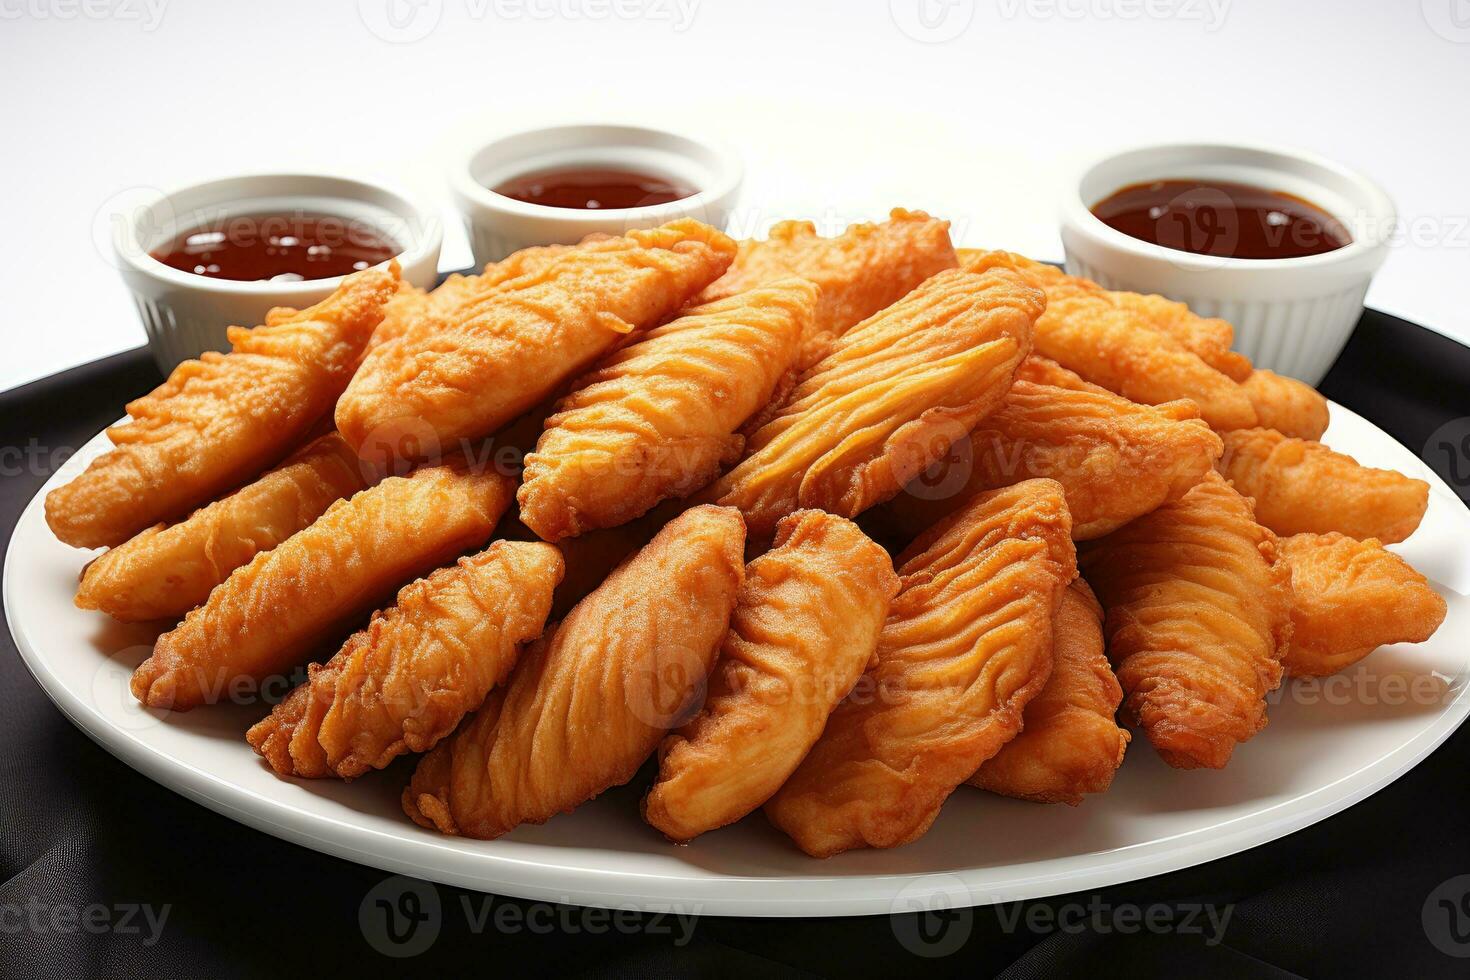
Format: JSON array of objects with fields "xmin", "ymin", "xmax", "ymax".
[{"xmin": 7, "ymin": 404, "xmax": 1469, "ymax": 917}]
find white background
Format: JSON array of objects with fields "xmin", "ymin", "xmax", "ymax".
[{"xmin": 2, "ymin": 0, "xmax": 1467, "ymax": 393}]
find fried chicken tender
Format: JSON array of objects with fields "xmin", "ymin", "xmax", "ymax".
[
  {"xmin": 697, "ymin": 267, "xmax": 1042, "ymax": 538},
  {"xmin": 247, "ymin": 540, "xmax": 563, "ymax": 778},
  {"xmin": 336, "ymin": 220, "xmax": 736, "ymax": 457},
  {"xmin": 45, "ymin": 266, "xmax": 398, "ymax": 549},
  {"xmin": 1081, "ymin": 472, "xmax": 1291, "ymax": 769},
  {"xmin": 957, "ymin": 249, "xmax": 1251, "ymax": 380},
  {"xmin": 700, "ymin": 208, "xmax": 957, "ymax": 363},
  {"xmin": 969, "ymin": 580, "xmax": 1128, "ymax": 804},
  {"xmin": 403, "ymin": 505, "xmax": 744, "ymax": 838},
  {"xmin": 131, "ymin": 458, "xmax": 514, "ymax": 711},
  {"xmin": 370, "ymin": 245, "xmax": 575, "ymax": 349},
  {"xmin": 765, "ymin": 479, "xmax": 1075, "ymax": 857},
  {"xmin": 1278, "ymin": 532, "xmax": 1447, "ymax": 677},
  {"xmin": 878, "ymin": 374, "xmax": 1222, "ymax": 541},
  {"xmin": 1240, "ymin": 369, "xmax": 1330, "ymax": 440},
  {"xmin": 1218, "ymin": 428, "xmax": 1429, "ymax": 543},
  {"xmin": 643, "ymin": 510, "xmax": 899, "ymax": 842},
  {"xmin": 266, "ymin": 246, "xmax": 577, "ymax": 348},
  {"xmin": 959, "ymin": 250, "xmax": 1257, "ymax": 430},
  {"xmin": 74, "ymin": 433, "xmax": 372, "ymax": 622},
  {"xmin": 518, "ymin": 279, "xmax": 816, "ymax": 540}
]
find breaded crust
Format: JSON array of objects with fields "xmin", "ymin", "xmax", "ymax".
[
  {"xmin": 968, "ymin": 579, "xmax": 1129, "ymax": 804},
  {"xmin": 518, "ymin": 279, "xmax": 815, "ymax": 540},
  {"xmin": 1082, "ymin": 472, "xmax": 1291, "ymax": 769},
  {"xmin": 131, "ymin": 458, "xmax": 514, "ymax": 710},
  {"xmin": 1218, "ymin": 427, "xmax": 1429, "ymax": 543},
  {"xmin": 765, "ymin": 479, "xmax": 1075, "ymax": 857},
  {"xmin": 698, "ymin": 267, "xmax": 1043, "ymax": 537},
  {"xmin": 46, "ymin": 265, "xmax": 398, "ymax": 548},
  {"xmin": 247, "ymin": 540, "xmax": 563, "ymax": 778},
  {"xmin": 336, "ymin": 220, "xmax": 737, "ymax": 457},
  {"xmin": 403, "ymin": 505, "xmax": 745, "ymax": 839},
  {"xmin": 643, "ymin": 510, "xmax": 898, "ymax": 841}
]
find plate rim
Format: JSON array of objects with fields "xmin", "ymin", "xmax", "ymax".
[{"xmin": 7, "ymin": 400, "xmax": 1469, "ymax": 917}]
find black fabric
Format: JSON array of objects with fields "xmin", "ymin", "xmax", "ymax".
[{"xmin": 1, "ymin": 310, "xmax": 1468, "ymax": 979}]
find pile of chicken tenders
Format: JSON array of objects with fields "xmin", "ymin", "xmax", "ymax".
[{"xmin": 46, "ymin": 209, "xmax": 1446, "ymax": 858}]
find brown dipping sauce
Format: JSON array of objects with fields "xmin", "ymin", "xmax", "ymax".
[
  {"xmin": 493, "ymin": 166, "xmax": 696, "ymax": 210},
  {"xmin": 1091, "ymin": 179, "xmax": 1351, "ymax": 260},
  {"xmin": 151, "ymin": 212, "xmax": 400, "ymax": 282}
]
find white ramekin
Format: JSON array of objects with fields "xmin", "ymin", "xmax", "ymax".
[
  {"xmin": 114, "ymin": 173, "xmax": 442, "ymax": 374},
  {"xmin": 1060, "ymin": 143, "xmax": 1395, "ymax": 385},
  {"xmin": 449, "ymin": 123, "xmax": 743, "ymax": 265}
]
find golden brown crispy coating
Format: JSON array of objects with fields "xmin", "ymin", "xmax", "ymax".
[
  {"xmin": 1239, "ymin": 369, "xmax": 1330, "ymax": 440},
  {"xmin": 699, "ymin": 209, "xmax": 957, "ymax": 364},
  {"xmin": 335, "ymin": 221, "xmax": 735, "ymax": 457},
  {"xmin": 74, "ymin": 433, "xmax": 372, "ymax": 622},
  {"xmin": 130, "ymin": 459, "xmax": 514, "ymax": 711},
  {"xmin": 765, "ymin": 479, "xmax": 1075, "ymax": 857},
  {"xmin": 265, "ymin": 247, "xmax": 577, "ymax": 347},
  {"xmin": 403, "ymin": 505, "xmax": 745, "ymax": 839},
  {"xmin": 1015, "ymin": 354, "xmax": 1109, "ymax": 393},
  {"xmin": 959, "ymin": 250, "xmax": 1257, "ymax": 430},
  {"xmin": 643, "ymin": 510, "xmax": 898, "ymax": 842},
  {"xmin": 368, "ymin": 245, "xmax": 575, "ymax": 349},
  {"xmin": 518, "ymin": 279, "xmax": 816, "ymax": 540},
  {"xmin": 968, "ymin": 579, "xmax": 1128, "ymax": 804},
  {"xmin": 247, "ymin": 540, "xmax": 564, "ymax": 778},
  {"xmin": 878, "ymin": 375, "xmax": 1222, "ymax": 542},
  {"xmin": 1218, "ymin": 428, "xmax": 1429, "ymax": 544},
  {"xmin": 957, "ymin": 249, "xmax": 1251, "ymax": 381},
  {"xmin": 45, "ymin": 266, "xmax": 398, "ymax": 549},
  {"xmin": 1081, "ymin": 472, "xmax": 1291, "ymax": 769},
  {"xmin": 696, "ymin": 267, "xmax": 1042, "ymax": 538},
  {"xmin": 1278, "ymin": 532, "xmax": 1446, "ymax": 677}
]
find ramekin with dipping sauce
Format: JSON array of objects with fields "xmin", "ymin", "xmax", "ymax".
[
  {"xmin": 114, "ymin": 174, "xmax": 443, "ymax": 373},
  {"xmin": 1060, "ymin": 143, "xmax": 1395, "ymax": 384},
  {"xmin": 450, "ymin": 123, "xmax": 743, "ymax": 265}
]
